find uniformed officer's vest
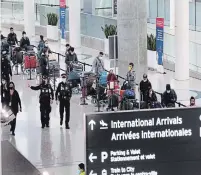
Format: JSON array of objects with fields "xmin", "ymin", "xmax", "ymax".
[
  {"xmin": 60, "ymin": 83, "xmax": 71, "ymax": 100},
  {"xmin": 40, "ymin": 85, "xmax": 50, "ymax": 99}
]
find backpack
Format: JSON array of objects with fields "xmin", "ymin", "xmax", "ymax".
[
  {"xmin": 99, "ymin": 71, "xmax": 107, "ymax": 87},
  {"xmin": 124, "ymin": 89, "xmax": 135, "ymax": 99}
]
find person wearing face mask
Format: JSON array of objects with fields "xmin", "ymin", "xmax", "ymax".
[
  {"xmin": 65, "ymin": 43, "xmax": 71, "ymax": 55},
  {"xmin": 28, "ymin": 76, "xmax": 54, "ymax": 128},
  {"xmin": 139, "ymin": 74, "xmax": 152, "ymax": 103},
  {"xmin": 39, "ymin": 49, "xmax": 49, "ymax": 76},
  {"xmin": 40, "ymin": 40, "xmax": 52, "ymax": 56},
  {"xmin": 1, "ymin": 51, "xmax": 12, "ymax": 84},
  {"xmin": 162, "ymin": 84, "xmax": 177, "ymax": 108},
  {"xmin": 126, "ymin": 63, "xmax": 136, "ymax": 90},
  {"xmin": 92, "ymin": 52, "xmax": 105, "ymax": 76},
  {"xmin": 20, "ymin": 31, "xmax": 30, "ymax": 50},
  {"xmin": 6, "ymin": 82, "xmax": 22, "ymax": 136},
  {"xmin": 55, "ymin": 74, "xmax": 72, "ymax": 129},
  {"xmin": 78, "ymin": 163, "xmax": 85, "ymax": 175},
  {"xmin": 1, "ymin": 78, "xmax": 9, "ymax": 108},
  {"xmin": 65, "ymin": 47, "xmax": 78, "ymax": 73},
  {"xmin": 7, "ymin": 27, "xmax": 18, "ymax": 46},
  {"xmin": 147, "ymin": 88, "xmax": 161, "ymax": 108},
  {"xmin": 189, "ymin": 96, "xmax": 196, "ymax": 107},
  {"xmin": 37, "ymin": 35, "xmax": 45, "ymax": 58}
]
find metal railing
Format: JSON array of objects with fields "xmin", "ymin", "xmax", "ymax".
[{"xmin": 47, "ymin": 50, "xmax": 186, "ymax": 108}]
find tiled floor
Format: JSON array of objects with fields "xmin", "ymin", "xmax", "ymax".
[{"xmin": 1, "ymin": 28, "xmax": 201, "ymax": 175}]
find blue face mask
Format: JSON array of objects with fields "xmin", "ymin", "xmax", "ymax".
[{"xmin": 78, "ymin": 170, "xmax": 81, "ymax": 175}]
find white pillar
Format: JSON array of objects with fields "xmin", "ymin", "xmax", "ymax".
[
  {"xmin": 69, "ymin": 0, "xmax": 81, "ymax": 48},
  {"xmin": 24, "ymin": 0, "xmax": 35, "ymax": 39},
  {"xmin": 175, "ymin": 0, "xmax": 189, "ymax": 81},
  {"xmin": 170, "ymin": 0, "xmax": 175, "ymax": 31}
]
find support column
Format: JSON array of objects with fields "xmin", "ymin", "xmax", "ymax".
[
  {"xmin": 170, "ymin": 0, "xmax": 175, "ymax": 31},
  {"xmin": 24, "ymin": 0, "xmax": 35, "ymax": 39},
  {"xmin": 117, "ymin": 0, "xmax": 147, "ymax": 83},
  {"xmin": 69, "ymin": 0, "xmax": 81, "ymax": 48},
  {"xmin": 175, "ymin": 0, "xmax": 189, "ymax": 81}
]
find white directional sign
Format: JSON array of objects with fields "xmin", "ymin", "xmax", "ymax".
[
  {"xmin": 88, "ymin": 120, "xmax": 96, "ymax": 130},
  {"xmin": 89, "ymin": 170, "xmax": 97, "ymax": 175},
  {"xmin": 89, "ymin": 153, "xmax": 97, "ymax": 163}
]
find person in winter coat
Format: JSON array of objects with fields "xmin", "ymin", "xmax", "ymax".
[
  {"xmin": 162, "ymin": 84, "xmax": 177, "ymax": 107},
  {"xmin": 92, "ymin": 52, "xmax": 105, "ymax": 76},
  {"xmin": 1, "ymin": 51, "xmax": 12, "ymax": 84},
  {"xmin": 6, "ymin": 82, "xmax": 22, "ymax": 136},
  {"xmin": 40, "ymin": 49, "xmax": 48, "ymax": 76},
  {"xmin": 65, "ymin": 43, "xmax": 71, "ymax": 56},
  {"xmin": 65, "ymin": 47, "xmax": 78, "ymax": 73},
  {"xmin": 107, "ymin": 69, "xmax": 117, "ymax": 82},
  {"xmin": 7, "ymin": 27, "xmax": 18, "ymax": 46},
  {"xmin": 126, "ymin": 62, "xmax": 136, "ymax": 90},
  {"xmin": 139, "ymin": 74, "xmax": 152, "ymax": 103},
  {"xmin": 20, "ymin": 31, "xmax": 30, "ymax": 49},
  {"xmin": 39, "ymin": 40, "xmax": 52, "ymax": 57}
]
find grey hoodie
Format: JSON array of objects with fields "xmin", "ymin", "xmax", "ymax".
[
  {"xmin": 126, "ymin": 70, "xmax": 136, "ymax": 89},
  {"xmin": 92, "ymin": 57, "xmax": 105, "ymax": 75}
]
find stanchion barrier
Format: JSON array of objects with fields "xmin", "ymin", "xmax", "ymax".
[{"xmin": 26, "ymin": 44, "xmax": 187, "ymax": 108}]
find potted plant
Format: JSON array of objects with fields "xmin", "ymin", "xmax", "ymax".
[
  {"xmin": 147, "ymin": 34, "xmax": 157, "ymax": 70},
  {"xmin": 47, "ymin": 13, "xmax": 59, "ymax": 41},
  {"xmin": 101, "ymin": 24, "xmax": 117, "ymax": 55}
]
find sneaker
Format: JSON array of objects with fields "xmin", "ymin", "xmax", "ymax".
[{"xmin": 41, "ymin": 125, "xmax": 45, "ymax": 129}]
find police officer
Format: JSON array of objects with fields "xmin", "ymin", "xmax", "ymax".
[
  {"xmin": 1, "ymin": 50, "xmax": 12, "ymax": 84},
  {"xmin": 55, "ymin": 74, "xmax": 72, "ymax": 129},
  {"xmin": 28, "ymin": 76, "xmax": 54, "ymax": 128}
]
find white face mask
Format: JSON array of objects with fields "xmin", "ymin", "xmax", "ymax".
[
  {"xmin": 62, "ymin": 78, "xmax": 66, "ymax": 83},
  {"xmin": 45, "ymin": 43, "xmax": 48, "ymax": 47},
  {"xmin": 167, "ymin": 90, "xmax": 170, "ymax": 93},
  {"xmin": 23, "ymin": 34, "xmax": 26, "ymax": 38}
]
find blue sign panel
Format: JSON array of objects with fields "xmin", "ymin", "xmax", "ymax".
[
  {"xmin": 60, "ymin": 7, "xmax": 66, "ymax": 39},
  {"xmin": 156, "ymin": 18, "xmax": 164, "ymax": 65}
]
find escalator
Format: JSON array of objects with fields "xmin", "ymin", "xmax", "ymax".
[{"xmin": 2, "ymin": 140, "xmax": 41, "ymax": 175}]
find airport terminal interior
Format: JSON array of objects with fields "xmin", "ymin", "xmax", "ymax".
[{"xmin": 1, "ymin": 0, "xmax": 201, "ymax": 175}]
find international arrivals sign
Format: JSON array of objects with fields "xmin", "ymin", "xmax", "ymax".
[{"xmin": 85, "ymin": 107, "xmax": 201, "ymax": 175}]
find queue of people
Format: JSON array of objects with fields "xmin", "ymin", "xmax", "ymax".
[{"xmin": 1, "ymin": 27, "xmax": 198, "ymax": 137}]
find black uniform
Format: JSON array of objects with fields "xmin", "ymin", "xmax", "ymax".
[
  {"xmin": 30, "ymin": 83, "xmax": 54, "ymax": 128},
  {"xmin": 55, "ymin": 82, "xmax": 72, "ymax": 128},
  {"xmin": 1, "ymin": 56, "xmax": 12, "ymax": 84}
]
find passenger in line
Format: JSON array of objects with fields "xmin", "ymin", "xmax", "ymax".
[
  {"xmin": 92, "ymin": 52, "xmax": 105, "ymax": 76},
  {"xmin": 7, "ymin": 27, "xmax": 18, "ymax": 46},
  {"xmin": 126, "ymin": 62, "xmax": 136, "ymax": 91},
  {"xmin": 20, "ymin": 31, "xmax": 30, "ymax": 50}
]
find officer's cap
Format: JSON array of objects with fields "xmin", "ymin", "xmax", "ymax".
[{"xmin": 61, "ymin": 73, "xmax": 67, "ymax": 78}]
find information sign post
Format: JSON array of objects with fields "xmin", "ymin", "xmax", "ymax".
[{"xmin": 85, "ymin": 108, "xmax": 201, "ymax": 175}]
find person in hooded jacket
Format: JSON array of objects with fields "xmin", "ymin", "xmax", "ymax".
[
  {"xmin": 1, "ymin": 51, "xmax": 12, "ymax": 84},
  {"xmin": 20, "ymin": 31, "xmax": 30, "ymax": 49},
  {"xmin": 6, "ymin": 82, "xmax": 22, "ymax": 136},
  {"xmin": 162, "ymin": 84, "xmax": 177, "ymax": 107},
  {"xmin": 28, "ymin": 76, "xmax": 54, "ymax": 128},
  {"xmin": 55, "ymin": 74, "xmax": 72, "ymax": 129},
  {"xmin": 139, "ymin": 74, "xmax": 152, "ymax": 103},
  {"xmin": 7, "ymin": 27, "xmax": 18, "ymax": 46}
]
